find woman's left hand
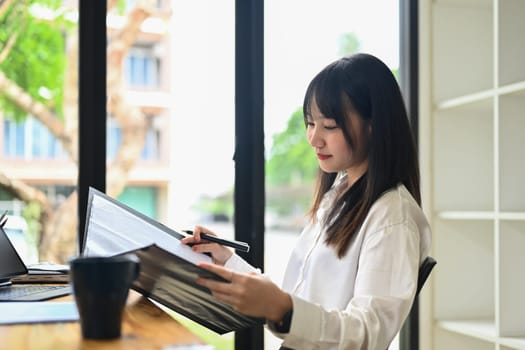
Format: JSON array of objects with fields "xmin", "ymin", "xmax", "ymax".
[{"xmin": 196, "ymin": 262, "xmax": 292, "ymax": 322}]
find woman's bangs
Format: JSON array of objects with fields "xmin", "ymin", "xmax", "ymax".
[{"xmin": 304, "ymin": 71, "xmax": 345, "ymax": 125}]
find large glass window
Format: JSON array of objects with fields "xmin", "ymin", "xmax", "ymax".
[
  {"xmin": 1, "ymin": 1, "xmax": 403, "ymax": 348},
  {"xmin": 264, "ymin": 1, "xmax": 400, "ymax": 349}
]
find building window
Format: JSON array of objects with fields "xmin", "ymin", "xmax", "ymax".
[
  {"xmin": 142, "ymin": 120, "xmax": 161, "ymax": 160},
  {"xmin": 107, "ymin": 115, "xmax": 160, "ymax": 161},
  {"xmin": 125, "ymin": 46, "xmax": 161, "ymax": 88},
  {"xmin": 2, "ymin": 118, "xmax": 65, "ymax": 159},
  {"xmin": 3, "ymin": 119, "xmax": 25, "ymax": 157}
]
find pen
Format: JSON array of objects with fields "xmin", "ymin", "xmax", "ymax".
[
  {"xmin": 182, "ymin": 230, "xmax": 250, "ymax": 253},
  {"xmin": 0, "ymin": 210, "xmax": 8, "ymax": 228}
]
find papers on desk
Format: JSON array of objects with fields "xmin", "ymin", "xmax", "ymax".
[
  {"xmin": 11, "ymin": 263, "xmax": 70, "ymax": 284},
  {"xmin": 82, "ymin": 187, "xmax": 264, "ymax": 335},
  {"xmin": 0, "ymin": 301, "xmax": 79, "ymax": 325}
]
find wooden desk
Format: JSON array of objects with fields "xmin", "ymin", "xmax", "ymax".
[{"xmin": 0, "ymin": 291, "xmax": 205, "ymax": 350}]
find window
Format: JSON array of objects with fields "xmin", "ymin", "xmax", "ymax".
[
  {"xmin": 2, "ymin": 118, "xmax": 66, "ymax": 159},
  {"xmin": 2, "ymin": 119, "xmax": 25, "ymax": 157},
  {"xmin": 107, "ymin": 115, "xmax": 161, "ymax": 161},
  {"xmin": 125, "ymin": 46, "xmax": 161, "ymax": 88}
]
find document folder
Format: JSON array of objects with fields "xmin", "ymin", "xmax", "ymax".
[{"xmin": 82, "ymin": 187, "xmax": 264, "ymax": 334}]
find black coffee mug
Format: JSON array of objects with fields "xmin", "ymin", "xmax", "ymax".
[{"xmin": 69, "ymin": 253, "xmax": 140, "ymax": 339}]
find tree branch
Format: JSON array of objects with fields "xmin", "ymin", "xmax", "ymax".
[
  {"xmin": 0, "ymin": 0, "xmax": 16, "ymax": 18},
  {"xmin": 0, "ymin": 172, "xmax": 49, "ymax": 207},
  {"xmin": 0, "ymin": 0, "xmax": 25, "ymax": 64},
  {"xmin": 0, "ymin": 31, "xmax": 18, "ymax": 64},
  {"xmin": 105, "ymin": 1, "xmax": 155, "ymax": 196}
]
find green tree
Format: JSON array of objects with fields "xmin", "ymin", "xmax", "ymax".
[
  {"xmin": 265, "ymin": 109, "xmax": 317, "ymax": 218},
  {"xmin": 266, "ymin": 108, "xmax": 317, "ymax": 186},
  {"xmin": 0, "ymin": 0, "xmax": 66, "ymax": 122}
]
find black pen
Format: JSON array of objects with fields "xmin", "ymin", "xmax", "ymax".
[
  {"xmin": 0, "ymin": 210, "xmax": 8, "ymax": 228},
  {"xmin": 182, "ymin": 230, "xmax": 250, "ymax": 253}
]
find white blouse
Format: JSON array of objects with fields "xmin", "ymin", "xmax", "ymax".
[{"xmin": 225, "ymin": 175, "xmax": 432, "ymax": 350}]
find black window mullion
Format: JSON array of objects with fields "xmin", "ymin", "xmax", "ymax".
[
  {"xmin": 78, "ymin": 0, "xmax": 107, "ymax": 253},
  {"xmin": 234, "ymin": 0, "xmax": 265, "ymax": 349},
  {"xmin": 399, "ymin": 0, "xmax": 420, "ymax": 349}
]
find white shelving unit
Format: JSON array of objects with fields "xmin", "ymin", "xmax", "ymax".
[{"xmin": 419, "ymin": 0, "xmax": 525, "ymax": 349}]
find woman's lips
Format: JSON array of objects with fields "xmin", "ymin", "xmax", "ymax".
[{"xmin": 317, "ymin": 153, "xmax": 331, "ymax": 160}]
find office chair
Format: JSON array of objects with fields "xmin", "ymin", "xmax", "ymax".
[
  {"xmin": 415, "ymin": 256, "xmax": 437, "ymax": 297},
  {"xmin": 398, "ymin": 256, "xmax": 437, "ymax": 350}
]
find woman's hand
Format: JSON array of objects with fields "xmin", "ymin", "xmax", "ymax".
[
  {"xmin": 180, "ymin": 225, "xmax": 233, "ymax": 266},
  {"xmin": 196, "ymin": 262, "xmax": 293, "ymax": 323}
]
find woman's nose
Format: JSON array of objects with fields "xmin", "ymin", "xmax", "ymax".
[{"xmin": 308, "ymin": 127, "xmax": 324, "ymax": 148}]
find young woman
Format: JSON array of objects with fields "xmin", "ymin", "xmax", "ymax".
[{"xmin": 182, "ymin": 53, "xmax": 432, "ymax": 350}]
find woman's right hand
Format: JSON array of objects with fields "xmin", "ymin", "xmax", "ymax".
[{"xmin": 181, "ymin": 225, "xmax": 233, "ymax": 266}]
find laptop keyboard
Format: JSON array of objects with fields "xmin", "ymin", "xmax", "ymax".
[{"xmin": 0, "ymin": 285, "xmax": 72, "ymax": 301}]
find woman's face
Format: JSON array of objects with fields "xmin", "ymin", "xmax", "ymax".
[{"xmin": 306, "ymin": 100, "xmax": 369, "ymax": 185}]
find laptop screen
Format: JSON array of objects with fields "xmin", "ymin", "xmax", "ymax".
[{"xmin": 0, "ymin": 226, "xmax": 27, "ymax": 283}]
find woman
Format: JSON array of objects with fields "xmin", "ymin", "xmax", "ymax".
[{"xmin": 182, "ymin": 53, "xmax": 432, "ymax": 350}]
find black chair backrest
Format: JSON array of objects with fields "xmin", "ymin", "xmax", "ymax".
[{"xmin": 416, "ymin": 256, "xmax": 437, "ymax": 296}]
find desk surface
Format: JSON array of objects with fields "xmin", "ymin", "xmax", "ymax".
[{"xmin": 0, "ymin": 291, "xmax": 204, "ymax": 350}]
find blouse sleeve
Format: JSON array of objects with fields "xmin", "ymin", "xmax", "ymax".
[
  {"xmin": 275, "ymin": 221, "xmax": 421, "ymax": 350},
  {"xmin": 224, "ymin": 253, "xmax": 261, "ymax": 274}
]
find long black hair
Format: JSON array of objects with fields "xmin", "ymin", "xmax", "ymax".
[{"xmin": 303, "ymin": 53, "xmax": 420, "ymax": 258}]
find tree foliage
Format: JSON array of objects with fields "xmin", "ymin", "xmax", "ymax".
[
  {"xmin": 266, "ymin": 108, "xmax": 317, "ymax": 186},
  {"xmin": 0, "ymin": 0, "xmax": 68, "ymax": 121}
]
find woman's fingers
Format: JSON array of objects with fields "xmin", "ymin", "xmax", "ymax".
[
  {"xmin": 193, "ymin": 225, "xmax": 218, "ymax": 240},
  {"xmin": 191, "ymin": 242, "xmax": 222, "ymax": 255},
  {"xmin": 180, "ymin": 228, "xmax": 233, "ymax": 266},
  {"xmin": 198, "ymin": 262, "xmax": 233, "ymax": 281},
  {"xmin": 180, "ymin": 235, "xmax": 196, "ymax": 244}
]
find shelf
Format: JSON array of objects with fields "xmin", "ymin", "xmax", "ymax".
[
  {"xmin": 501, "ymin": 337, "xmax": 525, "ymax": 350},
  {"xmin": 498, "ymin": 81, "xmax": 525, "ymax": 97},
  {"xmin": 435, "ymin": 81, "xmax": 525, "ymax": 110},
  {"xmin": 436, "ymin": 89, "xmax": 494, "ymax": 110},
  {"xmin": 434, "ymin": 81, "xmax": 525, "ymax": 112},
  {"xmin": 437, "ymin": 211, "xmax": 525, "ymax": 220},
  {"xmin": 435, "ymin": 321, "xmax": 495, "ymax": 350},
  {"xmin": 438, "ymin": 320, "xmax": 525, "ymax": 350},
  {"xmin": 437, "ymin": 319, "xmax": 496, "ymax": 343},
  {"xmin": 437, "ymin": 211, "xmax": 495, "ymax": 220},
  {"xmin": 424, "ymin": 0, "xmax": 525, "ymax": 349}
]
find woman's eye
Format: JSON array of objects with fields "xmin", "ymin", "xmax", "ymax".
[{"xmin": 324, "ymin": 125, "xmax": 339, "ymax": 130}]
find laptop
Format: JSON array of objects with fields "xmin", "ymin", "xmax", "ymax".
[{"xmin": 0, "ymin": 226, "xmax": 71, "ymax": 301}]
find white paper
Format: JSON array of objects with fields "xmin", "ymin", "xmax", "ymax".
[
  {"xmin": 0, "ymin": 301, "xmax": 79, "ymax": 324},
  {"xmin": 84, "ymin": 190, "xmax": 212, "ymax": 265}
]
